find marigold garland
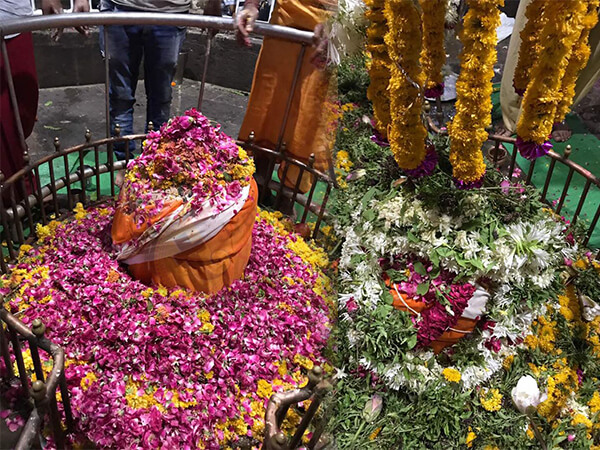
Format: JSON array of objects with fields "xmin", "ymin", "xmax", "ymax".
[
  {"xmin": 516, "ymin": 1, "xmax": 588, "ymax": 156},
  {"xmin": 512, "ymin": 0, "xmax": 549, "ymax": 96},
  {"xmin": 554, "ymin": 0, "xmax": 600, "ymax": 123},
  {"xmin": 384, "ymin": 0, "xmax": 427, "ymax": 170},
  {"xmin": 448, "ymin": 0, "xmax": 503, "ymax": 184},
  {"xmin": 365, "ymin": 0, "xmax": 391, "ymax": 137},
  {"xmin": 419, "ymin": 0, "xmax": 446, "ymax": 97}
]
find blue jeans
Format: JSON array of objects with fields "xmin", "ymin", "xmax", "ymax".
[{"xmin": 99, "ymin": 0, "xmax": 186, "ymax": 160}]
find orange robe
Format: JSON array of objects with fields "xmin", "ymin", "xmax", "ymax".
[
  {"xmin": 112, "ymin": 179, "xmax": 258, "ymax": 294},
  {"xmin": 238, "ymin": 0, "xmax": 336, "ymax": 192}
]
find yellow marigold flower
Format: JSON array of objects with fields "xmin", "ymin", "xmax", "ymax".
[
  {"xmin": 200, "ymin": 322, "xmax": 214, "ymax": 334},
  {"xmin": 18, "ymin": 244, "xmax": 33, "ymax": 258},
  {"xmin": 384, "ymin": 0, "xmax": 427, "ymax": 170},
  {"xmin": 448, "ymin": 0, "xmax": 502, "ymax": 183},
  {"xmin": 572, "ymin": 413, "xmax": 593, "ymax": 430},
  {"xmin": 197, "ymin": 309, "xmax": 211, "ymax": 323},
  {"xmin": 524, "ymin": 334, "xmax": 538, "ymax": 350},
  {"xmin": 293, "ymin": 354, "xmax": 314, "ymax": 371},
  {"xmin": 73, "ymin": 202, "xmax": 87, "ymax": 220},
  {"xmin": 526, "ymin": 425, "xmax": 535, "ymax": 439},
  {"xmin": 35, "ymin": 220, "xmax": 60, "ymax": 242},
  {"xmin": 588, "ymin": 391, "xmax": 600, "ymax": 414},
  {"xmin": 503, "ymin": 355, "xmax": 514, "ymax": 371},
  {"xmin": 558, "ymin": 285, "xmax": 581, "ymax": 324},
  {"xmin": 257, "ymin": 379, "xmax": 273, "ymax": 399},
  {"xmin": 574, "ymin": 259, "xmax": 589, "ymax": 270},
  {"xmin": 205, "ymin": 371, "xmax": 214, "ymax": 380},
  {"xmin": 278, "ymin": 360, "xmax": 288, "ymax": 377},
  {"xmin": 466, "ymin": 427, "xmax": 476, "ymax": 448},
  {"xmin": 442, "ymin": 367, "xmax": 461, "ymax": 383},
  {"xmin": 538, "ymin": 318, "xmax": 557, "ymax": 353},
  {"xmin": 555, "ymin": 1, "xmax": 599, "ymax": 122},
  {"xmin": 419, "ymin": 0, "xmax": 446, "ymax": 89},
  {"xmin": 513, "ymin": 0, "xmax": 549, "ymax": 94},
  {"xmin": 480, "ymin": 388, "xmax": 503, "ymax": 412}
]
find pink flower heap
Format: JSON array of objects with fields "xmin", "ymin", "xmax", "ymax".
[
  {"xmin": 383, "ymin": 255, "xmax": 476, "ymax": 348},
  {"xmin": 2, "ymin": 206, "xmax": 331, "ymax": 449},
  {"xmin": 120, "ymin": 108, "xmax": 254, "ymax": 226}
]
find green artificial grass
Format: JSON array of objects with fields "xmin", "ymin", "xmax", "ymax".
[{"xmin": 491, "ymin": 84, "xmax": 600, "ymax": 248}]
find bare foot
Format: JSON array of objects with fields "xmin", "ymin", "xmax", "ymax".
[
  {"xmin": 552, "ymin": 122, "xmax": 572, "ymax": 142},
  {"xmin": 493, "ymin": 123, "xmax": 514, "ymax": 137},
  {"xmin": 115, "ymin": 170, "xmax": 125, "ymax": 187}
]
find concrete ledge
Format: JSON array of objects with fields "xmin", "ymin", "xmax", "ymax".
[{"xmin": 33, "ymin": 28, "xmax": 260, "ymax": 92}]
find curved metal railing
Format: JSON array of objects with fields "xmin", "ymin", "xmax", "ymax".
[
  {"xmin": 427, "ymin": 114, "xmax": 600, "ymax": 250},
  {"xmin": 1, "ymin": 13, "xmax": 333, "ymax": 449}
]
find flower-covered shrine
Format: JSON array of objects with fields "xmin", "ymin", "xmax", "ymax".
[{"xmin": 1, "ymin": 1, "xmax": 600, "ymax": 449}]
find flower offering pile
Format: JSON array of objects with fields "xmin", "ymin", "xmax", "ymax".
[
  {"xmin": 326, "ymin": 57, "xmax": 600, "ymax": 449},
  {"xmin": 0, "ymin": 206, "xmax": 333, "ymax": 448},
  {"xmin": 112, "ymin": 109, "xmax": 259, "ymax": 293},
  {"xmin": 119, "ymin": 108, "xmax": 254, "ymax": 227}
]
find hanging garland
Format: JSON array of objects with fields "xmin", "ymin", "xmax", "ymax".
[
  {"xmin": 383, "ymin": 0, "xmax": 429, "ymax": 173},
  {"xmin": 448, "ymin": 0, "xmax": 502, "ymax": 188},
  {"xmin": 512, "ymin": 0, "xmax": 550, "ymax": 96},
  {"xmin": 420, "ymin": 0, "xmax": 446, "ymax": 98},
  {"xmin": 515, "ymin": 0, "xmax": 588, "ymax": 160},
  {"xmin": 554, "ymin": 0, "xmax": 600, "ymax": 124},
  {"xmin": 365, "ymin": 0, "xmax": 391, "ymax": 138}
]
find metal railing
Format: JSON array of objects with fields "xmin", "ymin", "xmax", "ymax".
[
  {"xmin": 264, "ymin": 366, "xmax": 332, "ymax": 450},
  {"xmin": 1, "ymin": 13, "xmax": 333, "ymax": 448},
  {"xmin": 0, "ymin": 313, "xmax": 72, "ymax": 449},
  {"xmin": 426, "ymin": 110, "xmax": 600, "ymax": 251}
]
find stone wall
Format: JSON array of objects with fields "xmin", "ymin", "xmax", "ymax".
[{"xmin": 33, "ymin": 28, "xmax": 260, "ymax": 92}]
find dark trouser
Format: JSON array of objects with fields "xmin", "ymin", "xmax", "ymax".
[{"xmin": 100, "ymin": 0, "xmax": 186, "ymax": 160}]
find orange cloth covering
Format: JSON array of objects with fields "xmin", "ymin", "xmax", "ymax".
[
  {"xmin": 385, "ymin": 277, "xmax": 478, "ymax": 354},
  {"xmin": 238, "ymin": 0, "xmax": 336, "ymax": 192},
  {"xmin": 112, "ymin": 179, "xmax": 258, "ymax": 294}
]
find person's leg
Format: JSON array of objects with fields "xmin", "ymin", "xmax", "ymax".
[
  {"xmin": 100, "ymin": 0, "xmax": 143, "ymax": 160},
  {"xmin": 143, "ymin": 25, "xmax": 186, "ymax": 132},
  {"xmin": 0, "ymin": 32, "xmax": 38, "ymax": 202}
]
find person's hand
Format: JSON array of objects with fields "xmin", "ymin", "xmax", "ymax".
[
  {"xmin": 41, "ymin": 0, "xmax": 63, "ymax": 15},
  {"xmin": 236, "ymin": 3, "xmax": 259, "ymax": 47},
  {"xmin": 310, "ymin": 23, "xmax": 328, "ymax": 69},
  {"xmin": 41, "ymin": 0, "xmax": 64, "ymax": 40},
  {"xmin": 72, "ymin": 0, "xmax": 91, "ymax": 36}
]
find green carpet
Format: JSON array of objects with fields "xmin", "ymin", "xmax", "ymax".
[{"xmin": 491, "ymin": 84, "xmax": 600, "ymax": 249}]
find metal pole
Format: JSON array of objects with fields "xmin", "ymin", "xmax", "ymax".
[
  {"xmin": 197, "ymin": 34, "xmax": 213, "ymax": 111},
  {"xmin": 276, "ymin": 44, "xmax": 306, "ymax": 151},
  {"xmin": 103, "ymin": 26, "xmax": 111, "ymax": 138}
]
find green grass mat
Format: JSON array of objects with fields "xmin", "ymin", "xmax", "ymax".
[{"xmin": 491, "ymin": 84, "xmax": 600, "ymax": 248}]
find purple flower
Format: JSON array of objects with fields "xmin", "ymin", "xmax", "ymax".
[
  {"xmin": 424, "ymin": 82, "xmax": 444, "ymax": 99},
  {"xmin": 404, "ymin": 146, "xmax": 438, "ymax": 178},
  {"xmin": 515, "ymin": 136, "xmax": 552, "ymax": 160},
  {"xmin": 453, "ymin": 173, "xmax": 484, "ymax": 190}
]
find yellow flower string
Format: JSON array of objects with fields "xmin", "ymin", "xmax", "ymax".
[
  {"xmin": 516, "ymin": 1, "xmax": 588, "ymax": 147},
  {"xmin": 384, "ymin": 0, "xmax": 427, "ymax": 170},
  {"xmin": 554, "ymin": 0, "xmax": 600, "ymax": 123},
  {"xmin": 419, "ymin": 0, "xmax": 446, "ymax": 95},
  {"xmin": 512, "ymin": 0, "xmax": 549, "ymax": 95},
  {"xmin": 448, "ymin": 0, "xmax": 502, "ymax": 185},
  {"xmin": 365, "ymin": 0, "xmax": 391, "ymax": 137}
]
